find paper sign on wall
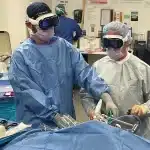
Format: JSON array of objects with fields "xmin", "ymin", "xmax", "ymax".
[
  {"xmin": 120, "ymin": 0, "xmax": 144, "ymax": 3},
  {"xmin": 144, "ymin": 0, "xmax": 150, "ymax": 7},
  {"xmin": 131, "ymin": 11, "xmax": 138, "ymax": 21},
  {"xmin": 124, "ymin": 14, "xmax": 130, "ymax": 19},
  {"xmin": 86, "ymin": 5, "xmax": 98, "ymax": 36},
  {"xmin": 114, "ymin": 12, "xmax": 123, "ymax": 22},
  {"xmin": 123, "ymin": 14, "xmax": 130, "ymax": 25},
  {"xmin": 89, "ymin": 0, "xmax": 107, "ymax": 4}
]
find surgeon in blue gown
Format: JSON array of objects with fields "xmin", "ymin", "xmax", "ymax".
[
  {"xmin": 54, "ymin": 4, "xmax": 82, "ymax": 44},
  {"xmin": 8, "ymin": 2, "xmax": 118, "ymax": 129}
]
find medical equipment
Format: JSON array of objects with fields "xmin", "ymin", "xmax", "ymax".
[
  {"xmin": 103, "ymin": 37, "xmax": 123, "ymax": 49},
  {"xmin": 94, "ymin": 112, "xmax": 141, "ymax": 134},
  {"xmin": 95, "ymin": 100, "xmax": 102, "ymax": 114},
  {"xmin": 103, "ymin": 34, "xmax": 130, "ymax": 49},
  {"xmin": 94, "ymin": 100, "xmax": 145, "ymax": 134},
  {"xmin": 109, "ymin": 115, "xmax": 141, "ymax": 134},
  {"xmin": 0, "ymin": 120, "xmax": 18, "ymax": 130},
  {"xmin": 0, "ymin": 125, "xmax": 6, "ymax": 138},
  {"xmin": 133, "ymin": 40, "xmax": 146, "ymax": 60},
  {"xmin": 0, "ymin": 119, "xmax": 31, "ymax": 140},
  {"xmin": 54, "ymin": 114, "xmax": 78, "ymax": 129},
  {"xmin": 147, "ymin": 31, "xmax": 150, "ymax": 51},
  {"xmin": 5, "ymin": 122, "xmax": 31, "ymax": 137},
  {"xmin": 28, "ymin": 13, "xmax": 59, "ymax": 30},
  {"xmin": 97, "ymin": 108, "xmax": 150, "ymax": 135},
  {"xmin": 73, "ymin": 9, "xmax": 82, "ymax": 24}
]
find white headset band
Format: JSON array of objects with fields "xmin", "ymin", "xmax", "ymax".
[
  {"xmin": 27, "ymin": 18, "xmax": 38, "ymax": 25},
  {"xmin": 103, "ymin": 35, "xmax": 123, "ymax": 39},
  {"xmin": 27, "ymin": 13, "xmax": 55, "ymax": 25},
  {"xmin": 36, "ymin": 13, "xmax": 55, "ymax": 21}
]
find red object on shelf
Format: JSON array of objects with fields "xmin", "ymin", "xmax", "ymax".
[
  {"xmin": 4, "ymin": 91, "xmax": 14, "ymax": 97},
  {"xmin": 83, "ymin": 48, "xmax": 106, "ymax": 54},
  {"xmin": 89, "ymin": 0, "xmax": 107, "ymax": 4}
]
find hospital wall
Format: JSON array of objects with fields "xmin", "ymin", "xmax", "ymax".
[
  {"xmin": 0, "ymin": 0, "xmax": 150, "ymax": 52},
  {"xmin": 0, "ymin": 0, "xmax": 52, "ymax": 52},
  {"xmin": 52, "ymin": 0, "xmax": 150, "ymax": 64},
  {"xmin": 83, "ymin": 1, "xmax": 149, "ymax": 40},
  {"xmin": 52, "ymin": 0, "xmax": 149, "ymax": 39}
]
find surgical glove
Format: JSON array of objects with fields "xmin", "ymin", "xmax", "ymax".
[
  {"xmin": 101, "ymin": 93, "xmax": 119, "ymax": 117},
  {"xmin": 88, "ymin": 110, "xmax": 103, "ymax": 121},
  {"xmin": 54, "ymin": 113, "xmax": 78, "ymax": 128},
  {"xmin": 131, "ymin": 104, "xmax": 149, "ymax": 116}
]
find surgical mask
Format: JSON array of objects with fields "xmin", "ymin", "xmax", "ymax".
[
  {"xmin": 36, "ymin": 28, "xmax": 54, "ymax": 41},
  {"xmin": 30, "ymin": 27, "xmax": 54, "ymax": 42},
  {"xmin": 106, "ymin": 48, "xmax": 123, "ymax": 60}
]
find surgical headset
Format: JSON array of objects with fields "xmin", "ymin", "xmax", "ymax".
[
  {"xmin": 103, "ymin": 34, "xmax": 129, "ymax": 49},
  {"xmin": 27, "ymin": 13, "xmax": 59, "ymax": 30}
]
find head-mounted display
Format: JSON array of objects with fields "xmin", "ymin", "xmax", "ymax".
[
  {"xmin": 28, "ymin": 13, "xmax": 59, "ymax": 30},
  {"xmin": 103, "ymin": 35, "xmax": 127, "ymax": 49}
]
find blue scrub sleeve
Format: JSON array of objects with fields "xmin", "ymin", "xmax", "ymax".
[
  {"xmin": 69, "ymin": 45, "xmax": 110, "ymax": 100},
  {"xmin": 73, "ymin": 23, "xmax": 82, "ymax": 41},
  {"xmin": 8, "ymin": 51, "xmax": 58, "ymax": 122}
]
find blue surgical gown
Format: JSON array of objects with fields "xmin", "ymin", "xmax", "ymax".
[
  {"xmin": 8, "ymin": 37, "xmax": 109, "ymax": 128},
  {"xmin": 55, "ymin": 16, "xmax": 82, "ymax": 44}
]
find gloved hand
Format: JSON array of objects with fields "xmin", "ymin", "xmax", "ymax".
[
  {"xmin": 54, "ymin": 113, "xmax": 78, "ymax": 128},
  {"xmin": 101, "ymin": 93, "xmax": 119, "ymax": 117},
  {"xmin": 88, "ymin": 110, "xmax": 104, "ymax": 121},
  {"xmin": 131, "ymin": 104, "xmax": 149, "ymax": 116},
  {"xmin": 105, "ymin": 101, "xmax": 119, "ymax": 117}
]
